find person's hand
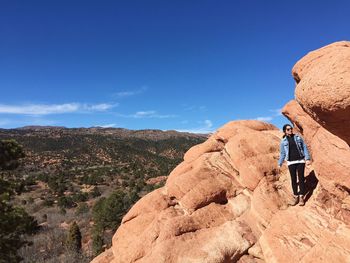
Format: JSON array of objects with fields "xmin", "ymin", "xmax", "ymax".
[{"xmin": 306, "ymin": 160, "xmax": 312, "ymax": 166}]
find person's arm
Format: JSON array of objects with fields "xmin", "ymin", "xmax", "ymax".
[{"xmin": 278, "ymin": 141, "xmax": 285, "ymax": 167}]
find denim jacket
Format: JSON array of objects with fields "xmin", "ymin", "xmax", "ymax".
[{"xmin": 278, "ymin": 134, "xmax": 311, "ymax": 166}]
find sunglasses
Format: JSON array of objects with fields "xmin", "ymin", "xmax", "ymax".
[{"xmin": 286, "ymin": 128, "xmax": 293, "ymax": 131}]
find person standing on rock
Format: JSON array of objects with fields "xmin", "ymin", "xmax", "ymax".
[{"xmin": 278, "ymin": 124, "xmax": 311, "ymax": 206}]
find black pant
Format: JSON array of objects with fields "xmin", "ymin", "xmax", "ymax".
[{"xmin": 288, "ymin": 163, "xmax": 306, "ymax": 195}]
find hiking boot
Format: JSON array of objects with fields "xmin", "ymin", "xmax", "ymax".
[
  {"xmin": 299, "ymin": 195, "xmax": 305, "ymax": 206},
  {"xmin": 289, "ymin": 195, "xmax": 299, "ymax": 206}
]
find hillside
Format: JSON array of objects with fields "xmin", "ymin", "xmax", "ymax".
[
  {"xmin": 0, "ymin": 127, "xmax": 206, "ymax": 262},
  {"xmin": 0, "ymin": 127, "xmax": 207, "ymax": 181}
]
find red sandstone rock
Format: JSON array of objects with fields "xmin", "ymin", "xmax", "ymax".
[
  {"xmin": 292, "ymin": 41, "xmax": 350, "ymax": 144},
  {"xmin": 145, "ymin": 176, "xmax": 168, "ymax": 185},
  {"xmin": 92, "ymin": 248, "xmax": 115, "ymax": 263},
  {"xmin": 92, "ymin": 42, "xmax": 350, "ymax": 263},
  {"xmin": 91, "ymin": 121, "xmax": 287, "ymax": 263}
]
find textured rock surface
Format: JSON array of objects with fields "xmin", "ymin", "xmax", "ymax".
[
  {"xmin": 292, "ymin": 41, "xmax": 350, "ymax": 145},
  {"xmin": 92, "ymin": 42, "xmax": 350, "ymax": 263},
  {"xmin": 91, "ymin": 120, "xmax": 287, "ymax": 263}
]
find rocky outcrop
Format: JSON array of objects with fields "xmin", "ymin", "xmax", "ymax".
[
  {"xmin": 92, "ymin": 41, "xmax": 350, "ymax": 263},
  {"xmin": 292, "ymin": 41, "xmax": 350, "ymax": 145},
  {"xmin": 145, "ymin": 176, "xmax": 167, "ymax": 185},
  {"xmin": 260, "ymin": 41, "xmax": 350, "ymax": 262},
  {"xmin": 92, "ymin": 121, "xmax": 288, "ymax": 263}
]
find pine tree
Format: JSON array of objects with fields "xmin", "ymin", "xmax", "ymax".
[
  {"xmin": 92, "ymin": 225, "xmax": 104, "ymax": 256},
  {"xmin": 0, "ymin": 139, "xmax": 38, "ymax": 263},
  {"xmin": 66, "ymin": 221, "xmax": 82, "ymax": 253},
  {"xmin": 0, "ymin": 139, "xmax": 25, "ymax": 170}
]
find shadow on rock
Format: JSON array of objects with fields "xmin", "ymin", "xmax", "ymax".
[{"xmin": 304, "ymin": 170, "xmax": 318, "ymax": 203}]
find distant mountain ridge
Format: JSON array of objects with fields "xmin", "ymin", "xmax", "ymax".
[
  {"xmin": 0, "ymin": 125, "xmax": 207, "ymax": 177},
  {"xmin": 0, "ymin": 125, "xmax": 209, "ymax": 141}
]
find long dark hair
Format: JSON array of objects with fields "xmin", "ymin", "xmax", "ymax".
[{"xmin": 282, "ymin": 124, "xmax": 292, "ymax": 138}]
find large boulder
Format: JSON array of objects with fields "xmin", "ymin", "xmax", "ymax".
[
  {"xmin": 92, "ymin": 120, "xmax": 292, "ymax": 263},
  {"xmin": 92, "ymin": 118, "xmax": 350, "ymax": 263},
  {"xmin": 292, "ymin": 41, "xmax": 350, "ymax": 145}
]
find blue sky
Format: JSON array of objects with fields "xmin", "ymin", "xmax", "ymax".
[{"xmin": 0, "ymin": 0, "xmax": 349, "ymax": 133}]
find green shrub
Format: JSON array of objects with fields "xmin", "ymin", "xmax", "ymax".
[
  {"xmin": 92, "ymin": 190, "xmax": 131, "ymax": 231},
  {"xmin": 72, "ymin": 191, "xmax": 88, "ymax": 203},
  {"xmin": 75, "ymin": 203, "xmax": 89, "ymax": 215},
  {"xmin": 90, "ymin": 186, "xmax": 101, "ymax": 198},
  {"xmin": 0, "ymin": 140, "xmax": 39, "ymax": 262},
  {"xmin": 57, "ymin": 196, "xmax": 75, "ymax": 209},
  {"xmin": 91, "ymin": 225, "xmax": 104, "ymax": 256},
  {"xmin": 66, "ymin": 221, "xmax": 82, "ymax": 253}
]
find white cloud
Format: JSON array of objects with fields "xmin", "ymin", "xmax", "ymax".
[
  {"xmin": 115, "ymin": 110, "xmax": 177, "ymax": 119},
  {"xmin": 204, "ymin": 119, "xmax": 213, "ymax": 128},
  {"xmin": 134, "ymin": 110, "xmax": 157, "ymax": 117},
  {"xmin": 183, "ymin": 105, "xmax": 207, "ymax": 112},
  {"xmin": 254, "ymin": 107, "xmax": 284, "ymax": 123},
  {"xmin": 256, "ymin": 116, "xmax": 273, "ymax": 122},
  {"xmin": 95, "ymin": 123, "xmax": 117, "ymax": 128},
  {"xmin": 84, "ymin": 103, "xmax": 118, "ymax": 111},
  {"xmin": 175, "ymin": 119, "xmax": 214, "ymax": 134},
  {"xmin": 0, "ymin": 102, "xmax": 118, "ymax": 115},
  {"xmin": 0, "ymin": 103, "xmax": 78, "ymax": 115},
  {"xmin": 114, "ymin": 91, "xmax": 136, "ymax": 97},
  {"xmin": 113, "ymin": 86, "xmax": 148, "ymax": 98},
  {"xmin": 269, "ymin": 108, "xmax": 283, "ymax": 116}
]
